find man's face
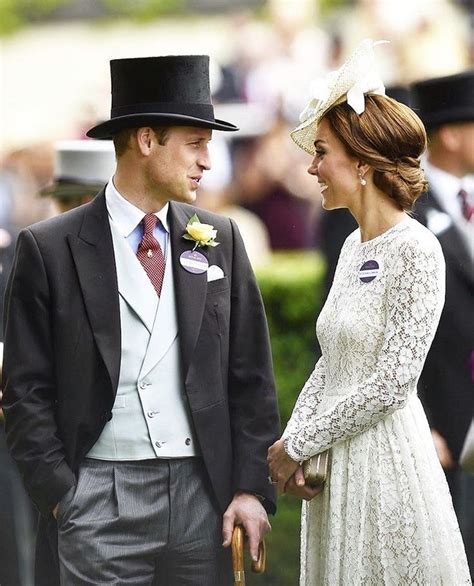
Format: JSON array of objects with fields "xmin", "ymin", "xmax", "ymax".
[
  {"xmin": 455, "ymin": 122, "xmax": 474, "ymax": 175},
  {"xmin": 144, "ymin": 126, "xmax": 212, "ymax": 204}
]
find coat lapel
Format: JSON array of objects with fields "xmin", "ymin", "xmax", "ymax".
[
  {"xmin": 168, "ymin": 202, "xmax": 208, "ymax": 380},
  {"xmin": 421, "ymin": 190, "xmax": 474, "ymax": 287},
  {"xmin": 67, "ymin": 191, "xmax": 121, "ymax": 392}
]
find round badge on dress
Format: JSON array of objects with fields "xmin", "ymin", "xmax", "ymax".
[
  {"xmin": 179, "ymin": 250, "xmax": 209, "ymax": 274},
  {"xmin": 359, "ymin": 259, "xmax": 380, "ymax": 283}
]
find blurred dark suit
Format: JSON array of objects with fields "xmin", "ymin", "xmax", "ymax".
[{"xmin": 414, "ymin": 184, "xmax": 474, "ymax": 576}]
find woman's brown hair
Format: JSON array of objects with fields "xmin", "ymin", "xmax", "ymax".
[{"xmin": 324, "ymin": 95, "xmax": 428, "ymax": 211}]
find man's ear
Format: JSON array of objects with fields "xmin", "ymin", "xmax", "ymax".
[
  {"xmin": 437, "ymin": 125, "xmax": 461, "ymax": 154},
  {"xmin": 136, "ymin": 127, "xmax": 155, "ymax": 156}
]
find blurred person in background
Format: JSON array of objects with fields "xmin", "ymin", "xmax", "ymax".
[
  {"xmin": 41, "ymin": 140, "xmax": 116, "ymax": 213},
  {"xmin": 2, "ymin": 55, "xmax": 279, "ymax": 586},
  {"xmin": 0, "ymin": 145, "xmax": 55, "ymax": 230},
  {"xmin": 0, "ymin": 142, "xmax": 56, "ymax": 586},
  {"xmin": 268, "ymin": 40, "xmax": 470, "ymax": 584},
  {"xmin": 230, "ymin": 116, "xmax": 319, "ymax": 250},
  {"xmin": 327, "ymin": 0, "xmax": 470, "ymax": 84},
  {"xmin": 196, "ymin": 133, "xmax": 271, "ymax": 268},
  {"xmin": 412, "ymin": 69, "xmax": 474, "ymax": 577}
]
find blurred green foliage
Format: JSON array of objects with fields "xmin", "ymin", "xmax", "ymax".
[
  {"xmin": 0, "ymin": 0, "xmax": 183, "ymax": 36},
  {"xmin": 101, "ymin": 0, "xmax": 184, "ymax": 21},
  {"xmin": 247, "ymin": 251, "xmax": 325, "ymax": 586},
  {"xmin": 0, "ymin": 0, "xmax": 67, "ymax": 35}
]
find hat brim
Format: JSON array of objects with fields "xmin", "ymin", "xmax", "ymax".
[
  {"xmin": 87, "ymin": 113, "xmax": 239, "ymax": 139},
  {"xmin": 41, "ymin": 181, "xmax": 104, "ymax": 200},
  {"xmin": 416, "ymin": 107, "xmax": 474, "ymax": 131}
]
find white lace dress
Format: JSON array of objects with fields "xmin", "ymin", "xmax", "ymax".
[{"xmin": 283, "ymin": 217, "xmax": 471, "ymax": 585}]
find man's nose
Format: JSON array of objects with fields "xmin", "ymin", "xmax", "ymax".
[{"xmin": 198, "ymin": 149, "xmax": 211, "ymax": 171}]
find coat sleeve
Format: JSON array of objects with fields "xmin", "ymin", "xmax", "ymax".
[
  {"xmin": 227, "ymin": 219, "xmax": 280, "ymax": 513},
  {"xmin": 2, "ymin": 229, "xmax": 76, "ymax": 515}
]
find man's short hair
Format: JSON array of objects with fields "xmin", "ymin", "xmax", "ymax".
[{"xmin": 113, "ymin": 126, "xmax": 171, "ymax": 158}]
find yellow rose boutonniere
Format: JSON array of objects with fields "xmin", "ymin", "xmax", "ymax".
[{"xmin": 183, "ymin": 214, "xmax": 219, "ymax": 251}]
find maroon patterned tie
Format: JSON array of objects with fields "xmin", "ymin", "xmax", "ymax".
[
  {"xmin": 136, "ymin": 213, "xmax": 165, "ymax": 296},
  {"xmin": 458, "ymin": 188, "xmax": 474, "ymax": 222}
]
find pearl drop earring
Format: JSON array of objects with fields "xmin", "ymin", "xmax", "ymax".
[{"xmin": 359, "ymin": 173, "xmax": 367, "ymax": 186}]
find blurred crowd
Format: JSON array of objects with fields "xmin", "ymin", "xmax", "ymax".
[{"xmin": 0, "ymin": 0, "xmax": 473, "ymax": 584}]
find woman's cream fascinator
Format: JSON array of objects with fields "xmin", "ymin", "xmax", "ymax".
[{"xmin": 291, "ymin": 39, "xmax": 388, "ymax": 155}]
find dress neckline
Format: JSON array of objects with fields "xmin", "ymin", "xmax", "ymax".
[{"xmin": 356, "ymin": 216, "xmax": 412, "ymax": 248}]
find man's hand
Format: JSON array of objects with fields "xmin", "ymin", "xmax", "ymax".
[
  {"xmin": 267, "ymin": 438, "xmax": 300, "ymax": 494},
  {"xmin": 284, "ymin": 467, "xmax": 323, "ymax": 501},
  {"xmin": 222, "ymin": 492, "xmax": 271, "ymax": 561},
  {"xmin": 431, "ymin": 429, "xmax": 454, "ymax": 469},
  {"xmin": 52, "ymin": 503, "xmax": 60, "ymax": 520}
]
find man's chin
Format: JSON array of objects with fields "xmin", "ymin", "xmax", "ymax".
[{"xmin": 169, "ymin": 191, "xmax": 197, "ymax": 204}]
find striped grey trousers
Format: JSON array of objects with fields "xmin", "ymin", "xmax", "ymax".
[{"xmin": 57, "ymin": 458, "xmax": 232, "ymax": 585}]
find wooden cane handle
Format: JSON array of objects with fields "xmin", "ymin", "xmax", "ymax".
[
  {"xmin": 231, "ymin": 525, "xmax": 266, "ymax": 585},
  {"xmin": 252, "ymin": 537, "xmax": 266, "ymax": 574},
  {"xmin": 231, "ymin": 525, "xmax": 245, "ymax": 585}
]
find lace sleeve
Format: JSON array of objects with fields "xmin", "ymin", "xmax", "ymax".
[
  {"xmin": 284, "ymin": 237, "xmax": 446, "ymax": 462},
  {"xmin": 282, "ymin": 356, "xmax": 326, "ymax": 452}
]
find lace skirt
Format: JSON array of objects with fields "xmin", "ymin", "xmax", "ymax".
[{"xmin": 300, "ymin": 394, "xmax": 471, "ymax": 585}]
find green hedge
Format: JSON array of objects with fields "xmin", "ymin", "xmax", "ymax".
[{"xmin": 246, "ymin": 252, "xmax": 326, "ymax": 586}]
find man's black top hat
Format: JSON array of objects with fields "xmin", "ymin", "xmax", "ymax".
[
  {"xmin": 411, "ymin": 69, "xmax": 474, "ymax": 131},
  {"xmin": 87, "ymin": 55, "xmax": 238, "ymax": 139},
  {"xmin": 386, "ymin": 85, "xmax": 412, "ymax": 108}
]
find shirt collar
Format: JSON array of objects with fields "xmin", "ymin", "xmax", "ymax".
[
  {"xmin": 105, "ymin": 178, "xmax": 170, "ymax": 236},
  {"xmin": 424, "ymin": 160, "xmax": 463, "ymax": 201}
]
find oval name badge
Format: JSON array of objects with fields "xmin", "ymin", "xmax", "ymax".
[
  {"xmin": 180, "ymin": 250, "xmax": 209, "ymax": 274},
  {"xmin": 359, "ymin": 259, "xmax": 380, "ymax": 283}
]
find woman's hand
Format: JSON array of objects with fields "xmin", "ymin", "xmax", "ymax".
[
  {"xmin": 267, "ymin": 439, "xmax": 300, "ymax": 494},
  {"xmin": 284, "ymin": 467, "xmax": 323, "ymax": 501}
]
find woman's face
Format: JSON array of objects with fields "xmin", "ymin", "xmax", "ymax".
[{"xmin": 307, "ymin": 117, "xmax": 361, "ymax": 210}]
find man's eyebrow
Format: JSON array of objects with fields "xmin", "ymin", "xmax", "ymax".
[{"xmin": 187, "ymin": 134, "xmax": 212, "ymax": 141}]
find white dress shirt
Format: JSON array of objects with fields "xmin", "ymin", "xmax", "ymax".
[
  {"xmin": 105, "ymin": 178, "xmax": 169, "ymax": 259},
  {"xmin": 424, "ymin": 161, "xmax": 474, "ymax": 262}
]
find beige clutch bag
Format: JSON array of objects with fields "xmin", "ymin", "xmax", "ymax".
[
  {"xmin": 303, "ymin": 450, "xmax": 330, "ymax": 488},
  {"xmin": 460, "ymin": 420, "xmax": 474, "ymax": 474}
]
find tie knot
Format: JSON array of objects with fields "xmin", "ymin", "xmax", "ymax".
[{"xmin": 142, "ymin": 213, "xmax": 158, "ymax": 236}]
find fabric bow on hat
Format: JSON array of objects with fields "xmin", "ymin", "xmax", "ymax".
[{"xmin": 292, "ymin": 39, "xmax": 389, "ymax": 154}]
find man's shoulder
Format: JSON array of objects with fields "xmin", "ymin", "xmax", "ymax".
[
  {"xmin": 171, "ymin": 202, "xmax": 233, "ymax": 231},
  {"xmin": 26, "ymin": 198, "xmax": 97, "ymax": 241}
]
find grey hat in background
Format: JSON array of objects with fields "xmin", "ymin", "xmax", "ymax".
[
  {"xmin": 411, "ymin": 70, "xmax": 474, "ymax": 131},
  {"xmin": 42, "ymin": 140, "xmax": 116, "ymax": 200}
]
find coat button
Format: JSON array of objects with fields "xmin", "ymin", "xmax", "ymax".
[{"xmin": 185, "ymin": 438, "xmax": 191, "ymax": 446}]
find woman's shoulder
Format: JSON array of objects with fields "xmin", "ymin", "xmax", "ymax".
[
  {"xmin": 391, "ymin": 217, "xmax": 445, "ymax": 273},
  {"xmin": 396, "ymin": 217, "xmax": 443, "ymax": 256}
]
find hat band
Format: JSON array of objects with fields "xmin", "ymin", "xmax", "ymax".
[{"xmin": 111, "ymin": 101, "xmax": 215, "ymax": 120}]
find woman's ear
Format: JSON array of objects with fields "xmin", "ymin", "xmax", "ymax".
[
  {"xmin": 356, "ymin": 160, "xmax": 371, "ymax": 182},
  {"xmin": 356, "ymin": 161, "xmax": 370, "ymax": 176}
]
